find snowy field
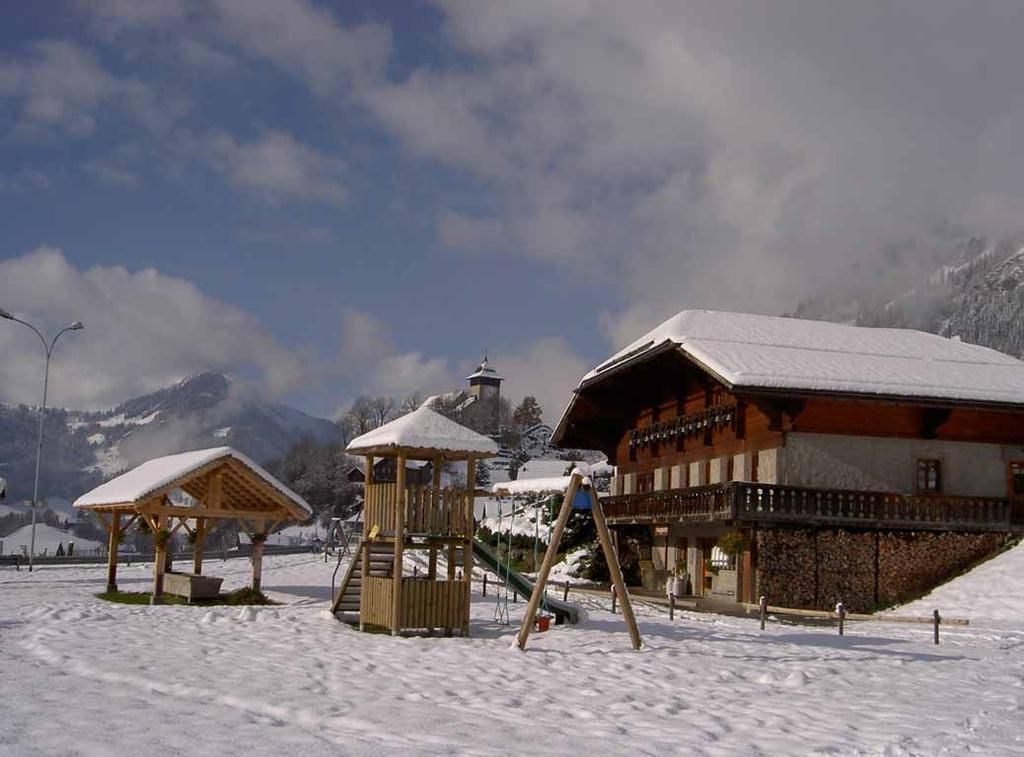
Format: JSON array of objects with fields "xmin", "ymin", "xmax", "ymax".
[{"xmin": 2, "ymin": 547, "xmax": 1024, "ymax": 756}]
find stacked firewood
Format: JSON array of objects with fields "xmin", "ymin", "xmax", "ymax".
[{"xmin": 756, "ymin": 527, "xmax": 1009, "ymax": 613}]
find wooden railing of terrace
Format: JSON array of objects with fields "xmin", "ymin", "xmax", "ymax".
[
  {"xmin": 362, "ymin": 483, "xmax": 474, "ymax": 537},
  {"xmin": 603, "ymin": 482, "xmax": 1020, "ymax": 532}
]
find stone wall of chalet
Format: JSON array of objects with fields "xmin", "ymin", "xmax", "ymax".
[{"xmin": 756, "ymin": 527, "xmax": 1008, "ymax": 613}]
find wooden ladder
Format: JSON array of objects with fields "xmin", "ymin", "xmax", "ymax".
[{"xmin": 330, "ymin": 540, "xmax": 397, "ymax": 615}]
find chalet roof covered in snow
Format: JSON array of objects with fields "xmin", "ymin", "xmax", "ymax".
[
  {"xmin": 347, "ymin": 405, "xmax": 499, "ymax": 459},
  {"xmin": 578, "ymin": 309, "xmax": 1024, "ymax": 405},
  {"xmin": 73, "ymin": 446, "xmax": 311, "ymax": 516}
]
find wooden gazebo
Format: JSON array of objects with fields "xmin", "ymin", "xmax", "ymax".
[
  {"xmin": 331, "ymin": 405, "xmax": 498, "ymax": 636},
  {"xmin": 73, "ymin": 447, "xmax": 311, "ymax": 601}
]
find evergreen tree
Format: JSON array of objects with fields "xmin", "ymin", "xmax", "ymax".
[{"xmin": 512, "ymin": 396, "xmax": 544, "ymax": 430}]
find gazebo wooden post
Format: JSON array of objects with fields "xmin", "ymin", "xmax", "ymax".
[
  {"xmin": 391, "ymin": 453, "xmax": 407, "ymax": 636},
  {"xmin": 151, "ymin": 512, "xmax": 167, "ymax": 603},
  {"xmin": 463, "ymin": 456, "xmax": 476, "ymax": 636},
  {"xmin": 192, "ymin": 518, "xmax": 206, "ymax": 575},
  {"xmin": 105, "ymin": 512, "xmax": 120, "ymax": 593},
  {"xmin": 251, "ymin": 521, "xmax": 266, "ymax": 593},
  {"xmin": 196, "ymin": 469, "xmax": 221, "ymax": 577}
]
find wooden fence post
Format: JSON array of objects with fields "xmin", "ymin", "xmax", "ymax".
[
  {"xmin": 933, "ymin": 609, "xmax": 941, "ymax": 645},
  {"xmin": 759, "ymin": 595, "xmax": 768, "ymax": 631}
]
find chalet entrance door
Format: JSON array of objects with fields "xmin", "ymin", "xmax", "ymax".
[
  {"xmin": 1008, "ymin": 461, "xmax": 1024, "ymax": 524},
  {"xmin": 697, "ymin": 538, "xmax": 716, "ymax": 597}
]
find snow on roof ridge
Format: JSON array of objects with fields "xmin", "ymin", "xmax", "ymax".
[
  {"xmin": 73, "ymin": 446, "xmax": 311, "ymax": 513},
  {"xmin": 347, "ymin": 405, "xmax": 499, "ymax": 456},
  {"xmin": 576, "ymin": 309, "xmax": 1024, "ymax": 406}
]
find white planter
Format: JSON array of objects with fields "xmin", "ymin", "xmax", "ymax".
[{"xmin": 671, "ymin": 577, "xmax": 687, "ymax": 597}]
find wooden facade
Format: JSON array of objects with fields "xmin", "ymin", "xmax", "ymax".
[{"xmin": 555, "ymin": 344, "xmax": 1024, "ymax": 610}]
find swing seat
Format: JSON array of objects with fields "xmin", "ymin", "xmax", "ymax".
[{"xmin": 535, "ymin": 615, "xmax": 552, "ymax": 632}]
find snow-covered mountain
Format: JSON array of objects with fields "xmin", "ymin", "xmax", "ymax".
[
  {"xmin": 0, "ymin": 372, "xmax": 341, "ymax": 504},
  {"xmin": 792, "ymin": 235, "xmax": 1024, "ymax": 358}
]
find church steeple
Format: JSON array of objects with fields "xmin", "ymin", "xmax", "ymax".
[{"xmin": 465, "ymin": 353, "xmax": 503, "ymax": 434}]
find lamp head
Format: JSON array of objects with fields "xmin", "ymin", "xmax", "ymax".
[{"xmin": 69, "ymin": 321, "xmax": 84, "ymax": 331}]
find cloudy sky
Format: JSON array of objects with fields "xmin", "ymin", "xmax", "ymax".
[{"xmin": 2, "ymin": 1, "xmax": 1023, "ymax": 421}]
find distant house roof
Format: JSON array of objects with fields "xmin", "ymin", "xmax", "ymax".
[
  {"xmin": 347, "ymin": 405, "xmax": 499, "ymax": 459},
  {"xmin": 493, "ymin": 476, "xmax": 571, "ymax": 496},
  {"xmin": 518, "ymin": 459, "xmax": 572, "ymax": 479},
  {"xmin": 73, "ymin": 446, "xmax": 311, "ymax": 517},
  {"xmin": 578, "ymin": 309, "xmax": 1024, "ymax": 406}
]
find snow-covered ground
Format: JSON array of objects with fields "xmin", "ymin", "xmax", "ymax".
[{"xmin": 2, "ymin": 547, "xmax": 1023, "ymax": 755}]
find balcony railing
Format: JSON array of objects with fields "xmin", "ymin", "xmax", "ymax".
[
  {"xmin": 602, "ymin": 484, "xmax": 736, "ymax": 523},
  {"xmin": 603, "ymin": 482, "xmax": 1019, "ymax": 532},
  {"xmin": 363, "ymin": 483, "xmax": 474, "ymax": 536}
]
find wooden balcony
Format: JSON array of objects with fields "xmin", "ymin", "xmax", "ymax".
[
  {"xmin": 363, "ymin": 483, "xmax": 474, "ymax": 537},
  {"xmin": 603, "ymin": 482, "xmax": 1022, "ymax": 532}
]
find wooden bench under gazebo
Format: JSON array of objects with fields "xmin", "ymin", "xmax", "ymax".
[
  {"xmin": 331, "ymin": 404, "xmax": 498, "ymax": 636},
  {"xmin": 74, "ymin": 447, "xmax": 312, "ymax": 602}
]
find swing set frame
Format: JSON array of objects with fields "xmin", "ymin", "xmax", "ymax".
[{"xmin": 515, "ymin": 471, "xmax": 642, "ymax": 651}]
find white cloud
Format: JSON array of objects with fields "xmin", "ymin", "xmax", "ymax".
[
  {"xmin": 0, "ymin": 40, "xmax": 187, "ymax": 139},
  {"xmin": 211, "ymin": 0, "xmax": 391, "ymax": 96},
  {"xmin": 436, "ymin": 210, "xmax": 509, "ymax": 253},
  {"xmin": 75, "ymin": 0, "xmax": 189, "ymax": 37},
  {"xmin": 334, "ymin": 308, "xmax": 457, "ymax": 402},
  {"xmin": 0, "ymin": 168, "xmax": 50, "ymax": 193},
  {"xmin": 204, "ymin": 130, "xmax": 348, "ymax": 206},
  {"xmin": 492, "ymin": 337, "xmax": 589, "ymax": 426},
  {"xmin": 0, "ymin": 248, "xmax": 307, "ymax": 409},
  {"xmin": 82, "ymin": 159, "xmax": 137, "ymax": 187},
  {"xmin": 359, "ymin": 1, "xmax": 1024, "ymax": 341},
  {"xmin": 330, "ymin": 308, "xmax": 591, "ymax": 425},
  {"xmin": 177, "ymin": 39, "xmax": 235, "ymax": 71}
]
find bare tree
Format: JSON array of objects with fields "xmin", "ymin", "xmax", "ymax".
[
  {"xmin": 344, "ymin": 396, "xmax": 377, "ymax": 435},
  {"xmin": 370, "ymin": 396, "xmax": 396, "ymax": 427},
  {"xmin": 400, "ymin": 391, "xmax": 425, "ymax": 415}
]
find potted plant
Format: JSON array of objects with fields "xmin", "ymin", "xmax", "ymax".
[
  {"xmin": 716, "ymin": 530, "xmax": 749, "ymax": 560},
  {"xmin": 671, "ymin": 557, "xmax": 688, "ymax": 596}
]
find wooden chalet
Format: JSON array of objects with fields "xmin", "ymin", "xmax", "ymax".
[{"xmin": 554, "ymin": 310, "xmax": 1024, "ymax": 612}]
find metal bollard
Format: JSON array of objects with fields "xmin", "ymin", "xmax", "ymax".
[
  {"xmin": 933, "ymin": 609, "xmax": 941, "ymax": 645},
  {"xmin": 611, "ymin": 588, "xmax": 618, "ymax": 614},
  {"xmin": 563, "ymin": 581, "xmax": 569, "ymax": 602},
  {"xmin": 669, "ymin": 592, "xmax": 675, "ymax": 621},
  {"xmin": 837, "ymin": 602, "xmax": 846, "ymax": 636},
  {"xmin": 482, "ymin": 573, "xmax": 488, "ymax": 597},
  {"xmin": 759, "ymin": 595, "xmax": 768, "ymax": 631}
]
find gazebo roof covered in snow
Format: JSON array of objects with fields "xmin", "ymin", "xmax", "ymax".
[
  {"xmin": 74, "ymin": 446, "xmax": 311, "ymax": 519},
  {"xmin": 346, "ymin": 405, "xmax": 499, "ymax": 460}
]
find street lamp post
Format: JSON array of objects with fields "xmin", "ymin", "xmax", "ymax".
[{"xmin": 0, "ymin": 308, "xmax": 84, "ymax": 572}]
